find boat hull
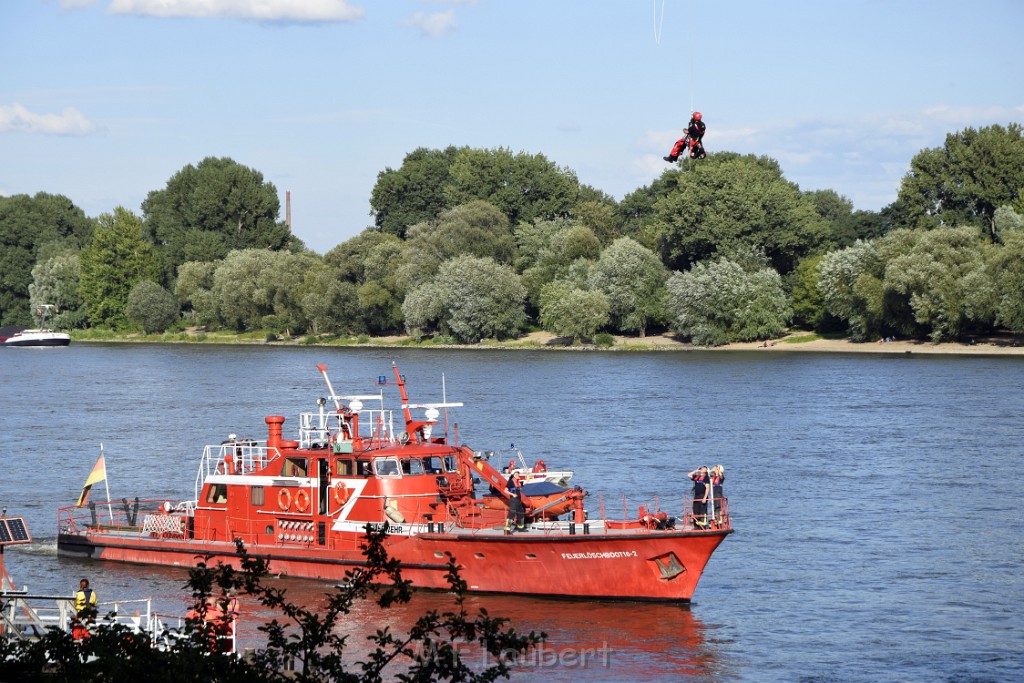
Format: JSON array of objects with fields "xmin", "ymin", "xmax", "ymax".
[
  {"xmin": 5, "ymin": 331, "xmax": 71, "ymax": 346},
  {"xmin": 58, "ymin": 526, "xmax": 731, "ymax": 602}
]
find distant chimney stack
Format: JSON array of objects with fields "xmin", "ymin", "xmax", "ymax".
[{"xmin": 286, "ymin": 191, "xmax": 291, "ymax": 231}]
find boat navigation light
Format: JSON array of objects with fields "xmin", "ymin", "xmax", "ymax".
[
  {"xmin": 349, "ymin": 399, "xmax": 363, "ymax": 412},
  {"xmin": 425, "ymin": 407, "xmax": 440, "ymax": 422}
]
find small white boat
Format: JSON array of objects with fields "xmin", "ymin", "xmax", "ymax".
[
  {"xmin": 3, "ymin": 305, "xmax": 70, "ymax": 347},
  {"xmin": 495, "ymin": 447, "xmax": 574, "ymax": 487}
]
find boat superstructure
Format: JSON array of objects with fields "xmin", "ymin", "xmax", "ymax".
[{"xmin": 58, "ymin": 363, "xmax": 731, "ymax": 602}]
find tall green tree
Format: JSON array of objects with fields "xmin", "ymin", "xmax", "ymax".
[
  {"xmin": 324, "ymin": 230, "xmax": 403, "ymax": 284},
  {"xmin": 618, "ymin": 171, "xmax": 684, "ymax": 251},
  {"xmin": 881, "ymin": 226, "xmax": 997, "ymax": 341},
  {"xmin": 788, "ymin": 254, "xmax": 841, "ymax": 332},
  {"xmin": 588, "ymin": 237, "xmax": 668, "ymax": 337},
  {"xmin": 174, "ymin": 260, "xmax": 220, "ymax": 328},
  {"xmin": 444, "ymin": 148, "xmax": 579, "ymax": 226},
  {"xmin": 666, "ymin": 258, "xmax": 791, "ymax": 346},
  {"xmin": 571, "ymin": 192, "xmax": 623, "ymax": 245},
  {"xmin": 142, "ymin": 157, "xmax": 293, "ymax": 282},
  {"xmin": 818, "ymin": 239, "xmax": 891, "ymax": 341},
  {"xmin": 805, "ymin": 188, "xmax": 889, "ymax": 248},
  {"xmin": 369, "ymin": 146, "xmax": 464, "ymax": 238},
  {"xmin": 897, "ymin": 123, "xmax": 1024, "ymax": 238},
  {"xmin": 299, "ymin": 264, "xmax": 362, "ymax": 335},
  {"xmin": 79, "ymin": 207, "xmax": 159, "ymax": 328},
  {"xmin": 211, "ymin": 249, "xmax": 319, "ymax": 334},
  {"xmin": 645, "ymin": 153, "xmax": 829, "ymax": 274},
  {"xmin": 0, "ymin": 192, "xmax": 93, "ymax": 325},
  {"xmin": 126, "ymin": 280, "xmax": 180, "ymax": 333},
  {"xmin": 29, "ymin": 250, "xmax": 86, "ymax": 329},
  {"xmin": 403, "ymin": 255, "xmax": 526, "ymax": 343},
  {"xmin": 992, "ymin": 230, "xmax": 1024, "ymax": 332},
  {"xmin": 538, "ymin": 281, "xmax": 610, "ymax": 343},
  {"xmin": 396, "ymin": 201, "xmax": 515, "ymax": 293},
  {"xmin": 519, "ymin": 222, "xmax": 601, "ymax": 312}
]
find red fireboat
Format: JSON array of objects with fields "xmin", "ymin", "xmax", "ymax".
[{"xmin": 57, "ymin": 364, "xmax": 731, "ymax": 602}]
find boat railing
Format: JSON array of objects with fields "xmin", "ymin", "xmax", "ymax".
[
  {"xmin": 298, "ymin": 409, "xmax": 397, "ymax": 449},
  {"xmin": 671, "ymin": 495, "xmax": 731, "ymax": 530},
  {"xmin": 0, "ymin": 593, "xmax": 233, "ymax": 653},
  {"xmin": 424, "ymin": 493, "xmax": 730, "ymax": 536},
  {"xmin": 193, "ymin": 441, "xmax": 275, "ymax": 498},
  {"xmin": 0, "ymin": 593, "xmax": 158, "ymax": 642},
  {"xmin": 155, "ymin": 610, "xmax": 237, "ymax": 655},
  {"xmin": 58, "ymin": 498, "xmax": 191, "ymax": 536}
]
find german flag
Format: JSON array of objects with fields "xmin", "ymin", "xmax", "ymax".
[{"xmin": 76, "ymin": 454, "xmax": 106, "ymax": 507}]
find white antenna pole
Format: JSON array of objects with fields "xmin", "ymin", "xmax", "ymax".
[
  {"xmin": 441, "ymin": 373, "xmax": 449, "ymax": 437},
  {"xmin": 317, "ymin": 364, "xmax": 342, "ymax": 411}
]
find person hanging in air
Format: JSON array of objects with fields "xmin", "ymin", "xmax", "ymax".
[{"xmin": 664, "ymin": 111, "xmax": 706, "ymax": 162}]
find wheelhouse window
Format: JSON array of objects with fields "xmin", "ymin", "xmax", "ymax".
[
  {"xmin": 357, "ymin": 460, "xmax": 373, "ymax": 477},
  {"xmin": 443, "ymin": 455, "xmax": 459, "ymax": 472},
  {"xmin": 282, "ymin": 457, "xmax": 308, "ymax": 477},
  {"xmin": 251, "ymin": 486, "xmax": 264, "ymax": 506},
  {"xmin": 401, "ymin": 458, "xmax": 424, "ymax": 476},
  {"xmin": 335, "ymin": 458, "xmax": 354, "ymax": 476},
  {"xmin": 423, "ymin": 456, "xmax": 444, "ymax": 474},
  {"xmin": 374, "ymin": 457, "xmax": 400, "ymax": 477},
  {"xmin": 207, "ymin": 484, "xmax": 228, "ymax": 504}
]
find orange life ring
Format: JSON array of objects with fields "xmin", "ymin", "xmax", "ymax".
[
  {"xmin": 332, "ymin": 481, "xmax": 351, "ymax": 506},
  {"xmin": 277, "ymin": 488, "xmax": 291, "ymax": 511},
  {"xmin": 294, "ymin": 488, "xmax": 310, "ymax": 513}
]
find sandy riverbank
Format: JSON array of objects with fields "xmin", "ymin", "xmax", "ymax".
[
  {"xmin": 75, "ymin": 330, "xmax": 1024, "ymax": 356},
  {"xmin": 521, "ymin": 331, "xmax": 1024, "ymax": 356}
]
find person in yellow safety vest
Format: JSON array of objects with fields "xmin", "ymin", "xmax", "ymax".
[
  {"xmin": 72, "ymin": 578, "xmax": 98, "ymax": 640},
  {"xmin": 74, "ymin": 578, "xmax": 97, "ymax": 618}
]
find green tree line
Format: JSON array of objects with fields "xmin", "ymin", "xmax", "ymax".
[{"xmin": 1, "ymin": 124, "xmax": 1022, "ymax": 345}]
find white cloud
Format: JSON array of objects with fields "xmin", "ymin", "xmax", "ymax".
[
  {"xmin": 59, "ymin": 0, "xmax": 100, "ymax": 9},
  {"xmin": 107, "ymin": 0, "xmax": 365, "ymax": 22},
  {"xmin": 919, "ymin": 104, "xmax": 1023, "ymax": 126},
  {"xmin": 0, "ymin": 103, "xmax": 96, "ymax": 136},
  {"xmin": 633, "ymin": 154, "xmax": 671, "ymax": 179},
  {"xmin": 404, "ymin": 10, "xmax": 456, "ymax": 37}
]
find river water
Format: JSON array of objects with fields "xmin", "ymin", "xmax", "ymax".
[{"xmin": 0, "ymin": 344, "xmax": 1021, "ymax": 682}]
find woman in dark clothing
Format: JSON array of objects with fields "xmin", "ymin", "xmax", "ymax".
[{"xmin": 709, "ymin": 464, "xmax": 725, "ymax": 526}]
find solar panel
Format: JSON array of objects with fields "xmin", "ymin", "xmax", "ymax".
[{"xmin": 0, "ymin": 517, "xmax": 31, "ymax": 546}]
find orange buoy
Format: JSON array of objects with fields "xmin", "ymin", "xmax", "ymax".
[
  {"xmin": 294, "ymin": 489, "xmax": 309, "ymax": 513},
  {"xmin": 332, "ymin": 481, "xmax": 351, "ymax": 506}
]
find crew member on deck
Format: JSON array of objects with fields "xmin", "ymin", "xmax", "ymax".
[
  {"xmin": 505, "ymin": 472, "xmax": 526, "ymax": 534},
  {"xmin": 688, "ymin": 466, "xmax": 710, "ymax": 529},
  {"xmin": 710, "ymin": 464, "xmax": 726, "ymax": 526}
]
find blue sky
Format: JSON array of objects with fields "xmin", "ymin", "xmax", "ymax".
[{"xmin": 2, "ymin": 0, "xmax": 1022, "ymax": 254}]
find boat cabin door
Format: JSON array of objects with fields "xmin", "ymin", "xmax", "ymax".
[{"xmin": 318, "ymin": 458, "xmax": 329, "ymax": 515}]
